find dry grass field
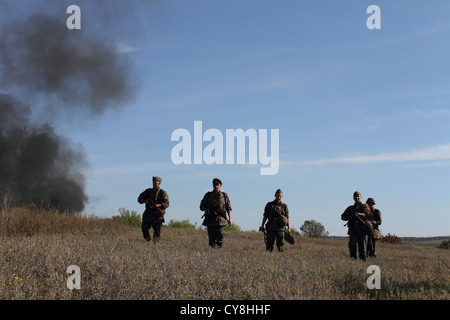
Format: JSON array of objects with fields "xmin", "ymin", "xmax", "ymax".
[{"xmin": 0, "ymin": 208, "xmax": 448, "ymax": 300}]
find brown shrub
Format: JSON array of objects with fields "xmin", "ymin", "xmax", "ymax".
[
  {"xmin": 380, "ymin": 233, "xmax": 402, "ymax": 245},
  {"xmin": 0, "ymin": 207, "xmax": 125, "ymax": 237}
]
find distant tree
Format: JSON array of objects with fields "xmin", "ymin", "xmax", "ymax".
[
  {"xmin": 300, "ymin": 220, "xmax": 328, "ymax": 237},
  {"xmin": 112, "ymin": 208, "xmax": 141, "ymax": 227},
  {"xmin": 438, "ymin": 239, "xmax": 450, "ymax": 249},
  {"xmin": 167, "ymin": 219, "xmax": 196, "ymax": 229},
  {"xmin": 225, "ymin": 223, "xmax": 241, "ymax": 232}
]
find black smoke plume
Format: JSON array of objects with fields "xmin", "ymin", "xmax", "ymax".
[
  {"xmin": 0, "ymin": 13, "xmax": 137, "ymax": 212},
  {"xmin": 0, "ymin": 14, "xmax": 136, "ymax": 115}
]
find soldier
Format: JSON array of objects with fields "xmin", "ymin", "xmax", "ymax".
[
  {"xmin": 138, "ymin": 176, "xmax": 169, "ymax": 243},
  {"xmin": 200, "ymin": 178, "xmax": 232, "ymax": 248},
  {"xmin": 341, "ymin": 191, "xmax": 371, "ymax": 261},
  {"xmin": 366, "ymin": 197, "xmax": 382, "ymax": 257},
  {"xmin": 260, "ymin": 189, "xmax": 291, "ymax": 252}
]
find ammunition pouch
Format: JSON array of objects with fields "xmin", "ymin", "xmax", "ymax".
[
  {"xmin": 202, "ymin": 209, "xmax": 227, "ymax": 227},
  {"xmin": 372, "ymin": 228, "xmax": 382, "ymax": 239}
]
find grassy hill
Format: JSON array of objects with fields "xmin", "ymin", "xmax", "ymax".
[
  {"xmin": 401, "ymin": 236, "xmax": 450, "ymax": 247},
  {"xmin": 1, "ymin": 208, "xmax": 448, "ymax": 300}
]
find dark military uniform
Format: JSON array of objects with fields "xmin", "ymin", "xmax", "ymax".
[
  {"xmin": 138, "ymin": 185, "xmax": 169, "ymax": 242},
  {"xmin": 200, "ymin": 190, "xmax": 232, "ymax": 248},
  {"xmin": 263, "ymin": 200, "xmax": 289, "ymax": 252},
  {"xmin": 341, "ymin": 197, "xmax": 371, "ymax": 260},
  {"xmin": 366, "ymin": 198, "xmax": 382, "ymax": 257}
]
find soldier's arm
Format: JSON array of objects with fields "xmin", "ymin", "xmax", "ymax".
[
  {"xmin": 224, "ymin": 193, "xmax": 232, "ymax": 213},
  {"xmin": 374, "ymin": 210, "xmax": 382, "ymax": 225},
  {"xmin": 356, "ymin": 212, "xmax": 367, "ymax": 218},
  {"xmin": 158, "ymin": 191, "xmax": 169, "ymax": 209},
  {"xmin": 285, "ymin": 205, "xmax": 291, "ymax": 233},
  {"xmin": 261, "ymin": 216, "xmax": 267, "ymax": 230},
  {"xmin": 138, "ymin": 190, "xmax": 149, "ymax": 204},
  {"xmin": 227, "ymin": 211, "xmax": 232, "ymax": 225},
  {"xmin": 284, "ymin": 204, "xmax": 289, "ymax": 219},
  {"xmin": 341, "ymin": 207, "xmax": 351, "ymax": 221},
  {"xmin": 222, "ymin": 193, "xmax": 232, "ymax": 224},
  {"xmin": 200, "ymin": 193, "xmax": 208, "ymax": 211},
  {"xmin": 261, "ymin": 203, "xmax": 270, "ymax": 228},
  {"xmin": 357, "ymin": 204, "xmax": 371, "ymax": 219}
]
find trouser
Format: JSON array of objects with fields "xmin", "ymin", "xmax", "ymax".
[
  {"xmin": 266, "ymin": 230, "xmax": 284, "ymax": 251},
  {"xmin": 207, "ymin": 225, "xmax": 225, "ymax": 248},
  {"xmin": 348, "ymin": 231, "xmax": 367, "ymax": 260},
  {"xmin": 367, "ymin": 234, "xmax": 378, "ymax": 257},
  {"xmin": 141, "ymin": 221, "xmax": 162, "ymax": 241}
]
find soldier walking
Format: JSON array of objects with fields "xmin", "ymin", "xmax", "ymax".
[
  {"xmin": 341, "ymin": 191, "xmax": 371, "ymax": 261},
  {"xmin": 138, "ymin": 176, "xmax": 169, "ymax": 243},
  {"xmin": 200, "ymin": 178, "xmax": 232, "ymax": 248},
  {"xmin": 260, "ymin": 189, "xmax": 291, "ymax": 252},
  {"xmin": 366, "ymin": 197, "xmax": 382, "ymax": 257}
]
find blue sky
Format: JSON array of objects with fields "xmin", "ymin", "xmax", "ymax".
[{"xmin": 7, "ymin": 1, "xmax": 450, "ymax": 236}]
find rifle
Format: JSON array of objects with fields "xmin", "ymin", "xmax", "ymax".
[
  {"xmin": 344, "ymin": 210, "xmax": 374, "ymax": 234},
  {"xmin": 148, "ymin": 199, "xmax": 164, "ymax": 215},
  {"xmin": 259, "ymin": 226, "xmax": 267, "ymax": 244},
  {"xmin": 356, "ymin": 211, "xmax": 374, "ymax": 233}
]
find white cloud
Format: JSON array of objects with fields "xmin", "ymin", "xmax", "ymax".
[
  {"xmin": 116, "ymin": 43, "xmax": 141, "ymax": 54},
  {"xmin": 293, "ymin": 144, "xmax": 450, "ymax": 166}
]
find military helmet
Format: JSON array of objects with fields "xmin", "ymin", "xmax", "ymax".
[{"xmin": 366, "ymin": 197, "xmax": 376, "ymax": 205}]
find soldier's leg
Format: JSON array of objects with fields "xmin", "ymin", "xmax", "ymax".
[
  {"xmin": 207, "ymin": 226, "xmax": 216, "ymax": 247},
  {"xmin": 357, "ymin": 233, "xmax": 367, "ymax": 261},
  {"xmin": 266, "ymin": 230, "xmax": 276, "ymax": 252},
  {"xmin": 372, "ymin": 239, "xmax": 377, "ymax": 257},
  {"xmin": 216, "ymin": 226, "xmax": 225, "ymax": 248},
  {"xmin": 276, "ymin": 231, "xmax": 284, "ymax": 251},
  {"xmin": 348, "ymin": 231, "xmax": 357, "ymax": 259},
  {"xmin": 153, "ymin": 222, "xmax": 162, "ymax": 242},
  {"xmin": 366, "ymin": 234, "xmax": 371, "ymax": 256},
  {"xmin": 141, "ymin": 221, "xmax": 151, "ymax": 241},
  {"xmin": 367, "ymin": 234, "xmax": 374, "ymax": 257}
]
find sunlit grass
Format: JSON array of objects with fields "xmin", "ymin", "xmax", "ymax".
[{"xmin": 1, "ymin": 208, "xmax": 448, "ymax": 300}]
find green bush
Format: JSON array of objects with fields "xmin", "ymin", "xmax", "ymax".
[
  {"xmin": 167, "ymin": 219, "xmax": 196, "ymax": 229},
  {"xmin": 290, "ymin": 227, "xmax": 301, "ymax": 236},
  {"xmin": 225, "ymin": 223, "xmax": 241, "ymax": 232},
  {"xmin": 438, "ymin": 239, "xmax": 449, "ymax": 249},
  {"xmin": 112, "ymin": 208, "xmax": 141, "ymax": 227}
]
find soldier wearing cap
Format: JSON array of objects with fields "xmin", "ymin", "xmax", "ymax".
[
  {"xmin": 341, "ymin": 191, "xmax": 372, "ymax": 260},
  {"xmin": 260, "ymin": 189, "xmax": 290, "ymax": 252},
  {"xmin": 366, "ymin": 197, "xmax": 382, "ymax": 257},
  {"xmin": 200, "ymin": 178, "xmax": 232, "ymax": 248},
  {"xmin": 138, "ymin": 176, "xmax": 170, "ymax": 243}
]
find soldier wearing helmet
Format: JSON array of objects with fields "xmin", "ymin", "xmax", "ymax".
[
  {"xmin": 138, "ymin": 176, "xmax": 170, "ymax": 243},
  {"xmin": 260, "ymin": 189, "xmax": 290, "ymax": 252},
  {"xmin": 366, "ymin": 197, "xmax": 382, "ymax": 257},
  {"xmin": 341, "ymin": 191, "xmax": 371, "ymax": 260},
  {"xmin": 200, "ymin": 178, "xmax": 232, "ymax": 248}
]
